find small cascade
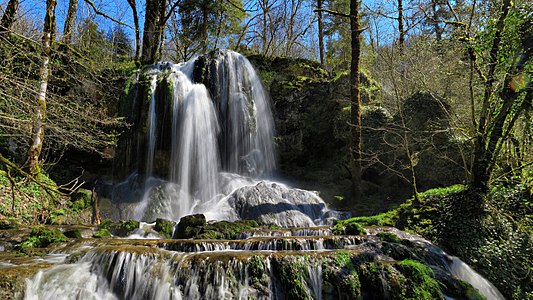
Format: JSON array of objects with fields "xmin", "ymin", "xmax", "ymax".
[
  {"xmin": 23, "ymin": 227, "xmax": 505, "ymax": 300},
  {"xmin": 145, "ymin": 74, "xmax": 159, "ymax": 181},
  {"xmin": 449, "ymin": 256, "xmax": 505, "ymax": 300}
]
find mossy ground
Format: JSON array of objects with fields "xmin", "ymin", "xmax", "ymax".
[{"xmin": 346, "ymin": 183, "xmax": 532, "ymax": 299}]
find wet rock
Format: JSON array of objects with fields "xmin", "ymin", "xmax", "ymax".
[
  {"xmin": 154, "ymin": 218, "xmax": 175, "ymax": 238},
  {"xmin": 173, "ymin": 214, "xmax": 206, "ymax": 239},
  {"xmin": 227, "ymin": 181, "xmax": 330, "ymax": 227}
]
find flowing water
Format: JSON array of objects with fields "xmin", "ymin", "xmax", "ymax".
[
  {"xmin": 19, "ymin": 50, "xmax": 505, "ymax": 299},
  {"xmin": 111, "ymin": 50, "xmax": 333, "ymax": 226}
]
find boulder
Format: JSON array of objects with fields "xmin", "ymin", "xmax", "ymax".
[{"xmin": 173, "ymin": 214, "xmax": 206, "ymax": 239}]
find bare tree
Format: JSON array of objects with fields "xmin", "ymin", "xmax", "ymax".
[
  {"xmin": 126, "ymin": 0, "xmax": 141, "ymax": 61},
  {"xmin": 26, "ymin": 0, "xmax": 57, "ymax": 174},
  {"xmin": 63, "ymin": 0, "xmax": 78, "ymax": 44}
]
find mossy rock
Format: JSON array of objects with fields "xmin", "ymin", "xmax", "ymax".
[
  {"xmin": 272, "ymin": 256, "xmax": 310, "ymax": 300},
  {"xmin": 396, "ymin": 259, "xmax": 443, "ymax": 299},
  {"xmin": 332, "ymin": 219, "xmax": 367, "ymax": 235},
  {"xmin": 196, "ymin": 220, "xmax": 260, "ymax": 240},
  {"xmin": 70, "ymin": 189, "xmax": 92, "ymax": 212},
  {"xmin": 377, "ymin": 231, "xmax": 402, "ymax": 243},
  {"xmin": 154, "ymin": 218, "xmax": 175, "ymax": 238},
  {"xmin": 18, "ymin": 226, "xmax": 66, "ymax": 251},
  {"xmin": 0, "ymin": 219, "xmax": 18, "ymax": 230},
  {"xmin": 173, "ymin": 214, "xmax": 206, "ymax": 239},
  {"xmin": 93, "ymin": 228, "xmax": 112, "ymax": 238},
  {"xmin": 98, "ymin": 219, "xmax": 139, "ymax": 237}
]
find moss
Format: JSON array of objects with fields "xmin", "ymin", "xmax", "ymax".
[
  {"xmin": 343, "ymin": 210, "xmax": 398, "ymax": 227},
  {"xmin": 97, "ymin": 219, "xmax": 139, "ymax": 237},
  {"xmin": 274, "ymin": 256, "xmax": 310, "ymax": 300},
  {"xmin": 332, "ymin": 219, "xmax": 367, "ymax": 235},
  {"xmin": 112, "ymin": 220, "xmax": 139, "ymax": 236},
  {"xmin": 93, "ymin": 228, "xmax": 112, "ymax": 238},
  {"xmin": 377, "ymin": 232, "xmax": 402, "ymax": 243},
  {"xmin": 249, "ymin": 255, "xmax": 269, "ymax": 289},
  {"xmin": 154, "ymin": 218, "xmax": 175, "ymax": 238},
  {"xmin": 418, "ymin": 184, "xmax": 466, "ymax": 200},
  {"xmin": 194, "ymin": 220, "xmax": 261, "ymax": 240},
  {"xmin": 19, "ymin": 226, "xmax": 66, "ymax": 251},
  {"xmin": 396, "ymin": 259, "xmax": 443, "ymax": 299},
  {"xmin": 70, "ymin": 189, "xmax": 92, "ymax": 212}
]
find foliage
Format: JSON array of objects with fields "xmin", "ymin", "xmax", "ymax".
[
  {"xmin": 340, "ymin": 210, "xmax": 397, "ymax": 227},
  {"xmin": 19, "ymin": 226, "xmax": 66, "ymax": 251},
  {"xmin": 93, "ymin": 228, "xmax": 112, "ymax": 238},
  {"xmin": 171, "ymin": 0, "xmax": 245, "ymax": 61},
  {"xmin": 154, "ymin": 218, "xmax": 176, "ymax": 238},
  {"xmin": 393, "ymin": 184, "xmax": 533, "ymax": 298},
  {"xmin": 396, "ymin": 259, "xmax": 442, "ymax": 299}
]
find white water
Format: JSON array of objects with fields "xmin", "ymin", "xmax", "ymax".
[
  {"xmin": 449, "ymin": 257, "xmax": 505, "ymax": 300},
  {"xmin": 114, "ymin": 50, "xmax": 337, "ymax": 226},
  {"xmin": 145, "ymin": 74, "xmax": 159, "ymax": 180}
]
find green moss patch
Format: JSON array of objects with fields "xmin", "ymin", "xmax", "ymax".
[{"xmin": 19, "ymin": 226, "xmax": 66, "ymax": 251}]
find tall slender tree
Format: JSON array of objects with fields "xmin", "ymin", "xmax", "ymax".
[
  {"xmin": 317, "ymin": 0, "xmax": 326, "ymax": 67},
  {"xmin": 349, "ymin": 0, "xmax": 362, "ymax": 201},
  {"xmin": 397, "ymin": 0, "xmax": 405, "ymax": 50},
  {"xmin": 26, "ymin": 0, "xmax": 57, "ymax": 174},
  {"xmin": 62, "ymin": 0, "xmax": 78, "ymax": 44}
]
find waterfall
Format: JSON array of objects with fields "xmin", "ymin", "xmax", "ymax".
[
  {"xmin": 145, "ymin": 74, "xmax": 159, "ymax": 181},
  {"xmin": 115, "ymin": 50, "xmax": 289, "ymax": 223}
]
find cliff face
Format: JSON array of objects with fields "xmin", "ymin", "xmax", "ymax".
[{"xmin": 247, "ymin": 55, "xmax": 467, "ymax": 210}]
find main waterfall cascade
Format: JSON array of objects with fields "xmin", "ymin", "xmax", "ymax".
[{"xmin": 114, "ymin": 50, "xmax": 324, "ymax": 226}]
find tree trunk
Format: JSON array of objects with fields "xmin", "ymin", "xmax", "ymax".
[
  {"xmin": 126, "ymin": 0, "xmax": 141, "ymax": 62},
  {"xmin": 397, "ymin": 0, "xmax": 404, "ymax": 50},
  {"xmin": 317, "ymin": 0, "xmax": 325, "ymax": 68},
  {"xmin": 26, "ymin": 0, "xmax": 56, "ymax": 174},
  {"xmin": 471, "ymin": 0, "xmax": 512, "ymax": 191},
  {"xmin": 0, "ymin": 0, "xmax": 20, "ymax": 33},
  {"xmin": 141, "ymin": 0, "xmax": 164, "ymax": 65},
  {"xmin": 349, "ymin": 0, "xmax": 362, "ymax": 201},
  {"xmin": 62, "ymin": 0, "xmax": 78, "ymax": 44}
]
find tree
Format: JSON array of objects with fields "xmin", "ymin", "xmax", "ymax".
[
  {"xmin": 0, "ymin": 0, "xmax": 20, "ymax": 33},
  {"xmin": 126, "ymin": 0, "xmax": 141, "ymax": 62},
  {"xmin": 397, "ymin": 0, "xmax": 405, "ymax": 50},
  {"xmin": 26, "ymin": 0, "xmax": 57, "ymax": 174},
  {"xmin": 141, "ymin": 0, "xmax": 165, "ymax": 64},
  {"xmin": 469, "ymin": 0, "xmax": 532, "ymax": 192},
  {"xmin": 62, "ymin": 0, "xmax": 78, "ymax": 44},
  {"xmin": 317, "ymin": 0, "xmax": 326, "ymax": 67},
  {"xmin": 111, "ymin": 26, "xmax": 133, "ymax": 60},
  {"xmin": 349, "ymin": 0, "xmax": 363, "ymax": 200}
]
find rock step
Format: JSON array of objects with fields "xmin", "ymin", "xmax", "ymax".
[{"xmin": 75, "ymin": 234, "xmax": 366, "ymax": 253}]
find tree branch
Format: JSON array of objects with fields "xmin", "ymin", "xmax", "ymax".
[
  {"xmin": 83, "ymin": 0, "xmax": 132, "ymax": 29},
  {"xmin": 314, "ymin": 8, "xmax": 350, "ymax": 18}
]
